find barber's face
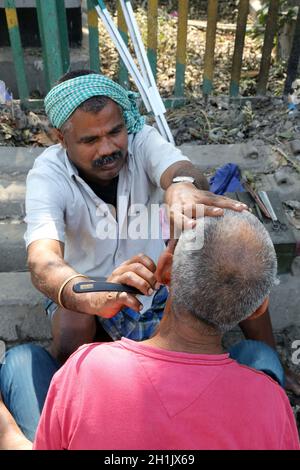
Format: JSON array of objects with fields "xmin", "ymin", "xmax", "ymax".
[{"xmin": 57, "ymin": 99, "xmax": 128, "ymax": 184}]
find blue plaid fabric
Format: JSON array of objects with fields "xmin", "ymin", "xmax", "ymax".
[
  {"xmin": 99, "ymin": 286, "xmax": 168, "ymax": 341},
  {"xmin": 44, "ymin": 286, "xmax": 168, "ymax": 341}
]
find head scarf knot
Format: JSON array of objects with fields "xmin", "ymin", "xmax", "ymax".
[{"xmin": 44, "ymin": 74, "xmax": 145, "ymax": 134}]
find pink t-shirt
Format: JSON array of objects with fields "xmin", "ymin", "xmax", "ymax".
[{"xmin": 34, "ymin": 338, "xmax": 300, "ymax": 450}]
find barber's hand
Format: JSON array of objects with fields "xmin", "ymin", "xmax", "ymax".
[
  {"xmin": 165, "ymin": 182, "xmax": 248, "ymax": 235},
  {"xmin": 65, "ymin": 254, "xmax": 158, "ymax": 318}
]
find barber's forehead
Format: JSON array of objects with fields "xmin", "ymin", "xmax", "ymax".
[{"xmin": 71, "ymin": 99, "xmax": 124, "ymax": 122}]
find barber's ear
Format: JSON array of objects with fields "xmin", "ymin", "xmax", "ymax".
[
  {"xmin": 53, "ymin": 128, "xmax": 66, "ymax": 148},
  {"xmin": 156, "ymin": 239, "xmax": 177, "ymax": 285},
  {"xmin": 248, "ymin": 297, "xmax": 269, "ymax": 321}
]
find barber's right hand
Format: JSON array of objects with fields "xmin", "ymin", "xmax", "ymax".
[{"xmin": 65, "ymin": 254, "xmax": 159, "ymax": 318}]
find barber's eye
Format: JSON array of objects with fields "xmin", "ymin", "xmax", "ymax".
[{"xmin": 110, "ymin": 127, "xmax": 123, "ymax": 135}]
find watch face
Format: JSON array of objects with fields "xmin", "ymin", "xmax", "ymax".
[{"xmin": 173, "ymin": 177, "xmax": 195, "ymax": 183}]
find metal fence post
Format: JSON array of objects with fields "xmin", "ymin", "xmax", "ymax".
[
  {"xmin": 4, "ymin": 0, "xmax": 29, "ymax": 101},
  {"xmin": 257, "ymin": 0, "xmax": 280, "ymax": 95},
  {"xmin": 284, "ymin": 5, "xmax": 300, "ymax": 96},
  {"xmin": 147, "ymin": 0, "xmax": 158, "ymax": 79},
  {"xmin": 56, "ymin": 0, "xmax": 70, "ymax": 73},
  {"xmin": 35, "ymin": 0, "xmax": 65, "ymax": 89},
  {"xmin": 35, "ymin": 1, "xmax": 50, "ymax": 91},
  {"xmin": 87, "ymin": 0, "xmax": 101, "ymax": 72},
  {"xmin": 230, "ymin": 0, "xmax": 249, "ymax": 97},
  {"xmin": 175, "ymin": 0, "xmax": 189, "ymax": 97},
  {"xmin": 203, "ymin": 0, "xmax": 218, "ymax": 97}
]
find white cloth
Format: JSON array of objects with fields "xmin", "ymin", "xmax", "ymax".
[{"xmin": 25, "ymin": 125, "xmax": 190, "ymax": 312}]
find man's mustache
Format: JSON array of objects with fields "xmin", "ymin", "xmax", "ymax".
[{"xmin": 92, "ymin": 151, "xmax": 123, "ymax": 168}]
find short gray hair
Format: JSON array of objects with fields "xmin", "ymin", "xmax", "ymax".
[{"xmin": 171, "ymin": 209, "xmax": 277, "ymax": 333}]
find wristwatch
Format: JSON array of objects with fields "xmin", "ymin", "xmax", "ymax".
[{"xmin": 172, "ymin": 176, "xmax": 196, "ymax": 185}]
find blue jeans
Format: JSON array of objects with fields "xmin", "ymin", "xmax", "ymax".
[
  {"xmin": 0, "ymin": 339, "xmax": 284, "ymax": 442},
  {"xmin": 0, "ymin": 344, "xmax": 59, "ymax": 442}
]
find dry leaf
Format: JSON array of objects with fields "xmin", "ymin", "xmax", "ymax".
[{"xmin": 31, "ymin": 131, "xmax": 56, "ymax": 147}]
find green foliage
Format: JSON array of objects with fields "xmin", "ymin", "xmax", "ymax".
[{"xmin": 251, "ymin": 0, "xmax": 298, "ymax": 38}]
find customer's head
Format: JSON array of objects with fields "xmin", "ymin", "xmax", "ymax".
[{"xmin": 157, "ymin": 210, "xmax": 277, "ymax": 334}]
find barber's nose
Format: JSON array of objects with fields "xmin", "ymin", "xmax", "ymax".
[{"xmin": 96, "ymin": 137, "xmax": 118, "ymax": 156}]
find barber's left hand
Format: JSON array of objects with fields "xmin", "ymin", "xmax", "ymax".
[{"xmin": 165, "ymin": 182, "xmax": 248, "ymax": 232}]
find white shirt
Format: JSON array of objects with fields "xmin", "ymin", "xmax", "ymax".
[{"xmin": 25, "ymin": 125, "xmax": 190, "ymax": 311}]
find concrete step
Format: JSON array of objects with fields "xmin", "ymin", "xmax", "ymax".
[
  {"xmin": 0, "ymin": 147, "xmax": 41, "ymax": 174},
  {"xmin": 0, "ymin": 223, "xmax": 27, "ymax": 272},
  {"xmin": 0, "ymin": 147, "xmax": 39, "ymax": 272},
  {"xmin": 269, "ymin": 273, "xmax": 300, "ymax": 330},
  {"xmin": 0, "ymin": 147, "xmax": 37, "ymax": 221},
  {"xmin": 181, "ymin": 141, "xmax": 277, "ymax": 172},
  {"xmin": 0, "ymin": 272, "xmax": 51, "ymax": 345}
]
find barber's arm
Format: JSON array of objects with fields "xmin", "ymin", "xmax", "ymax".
[
  {"xmin": 160, "ymin": 161, "xmax": 248, "ymax": 231},
  {"xmin": 28, "ymin": 240, "xmax": 158, "ymax": 317}
]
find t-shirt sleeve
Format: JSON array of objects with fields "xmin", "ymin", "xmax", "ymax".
[
  {"xmin": 280, "ymin": 394, "xmax": 300, "ymax": 450},
  {"xmin": 24, "ymin": 169, "xmax": 66, "ymax": 248},
  {"xmin": 133, "ymin": 125, "xmax": 191, "ymax": 187}
]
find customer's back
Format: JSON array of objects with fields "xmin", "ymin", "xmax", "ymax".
[{"xmin": 34, "ymin": 211, "xmax": 300, "ymax": 450}]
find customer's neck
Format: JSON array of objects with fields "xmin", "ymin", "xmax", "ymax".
[{"xmin": 143, "ymin": 306, "xmax": 224, "ymax": 355}]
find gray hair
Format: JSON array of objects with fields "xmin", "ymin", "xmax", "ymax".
[{"xmin": 171, "ymin": 209, "xmax": 277, "ymax": 333}]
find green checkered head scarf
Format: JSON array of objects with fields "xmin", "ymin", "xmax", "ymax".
[{"xmin": 44, "ymin": 74, "xmax": 145, "ymax": 134}]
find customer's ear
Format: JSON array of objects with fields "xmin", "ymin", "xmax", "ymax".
[
  {"xmin": 156, "ymin": 239, "xmax": 177, "ymax": 285},
  {"xmin": 247, "ymin": 297, "xmax": 269, "ymax": 321}
]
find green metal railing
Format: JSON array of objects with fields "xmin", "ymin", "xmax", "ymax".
[
  {"xmin": 4, "ymin": 0, "xmax": 29, "ymax": 102},
  {"xmin": 3, "ymin": 0, "xmax": 299, "ymax": 108}
]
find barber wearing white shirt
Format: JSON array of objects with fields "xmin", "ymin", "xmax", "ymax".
[{"xmin": 26, "ymin": 70, "xmax": 273, "ymax": 368}]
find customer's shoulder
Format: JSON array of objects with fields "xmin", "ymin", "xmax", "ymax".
[
  {"xmin": 67, "ymin": 341, "xmax": 129, "ymax": 366},
  {"xmin": 231, "ymin": 361, "xmax": 288, "ymax": 401}
]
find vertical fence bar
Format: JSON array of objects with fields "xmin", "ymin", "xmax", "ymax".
[
  {"xmin": 55, "ymin": 0, "xmax": 70, "ymax": 73},
  {"xmin": 35, "ymin": 0, "xmax": 64, "ymax": 89},
  {"xmin": 87, "ymin": 0, "xmax": 101, "ymax": 71},
  {"xmin": 147, "ymin": 0, "xmax": 158, "ymax": 79},
  {"xmin": 118, "ymin": 1, "xmax": 129, "ymax": 88},
  {"xmin": 4, "ymin": 0, "xmax": 29, "ymax": 101},
  {"xmin": 36, "ymin": 0, "xmax": 50, "ymax": 91},
  {"xmin": 230, "ymin": 0, "xmax": 249, "ymax": 97},
  {"xmin": 257, "ymin": 0, "xmax": 280, "ymax": 95},
  {"xmin": 203, "ymin": 0, "xmax": 218, "ymax": 97},
  {"xmin": 175, "ymin": 0, "xmax": 189, "ymax": 97},
  {"xmin": 284, "ymin": 5, "xmax": 300, "ymax": 96}
]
